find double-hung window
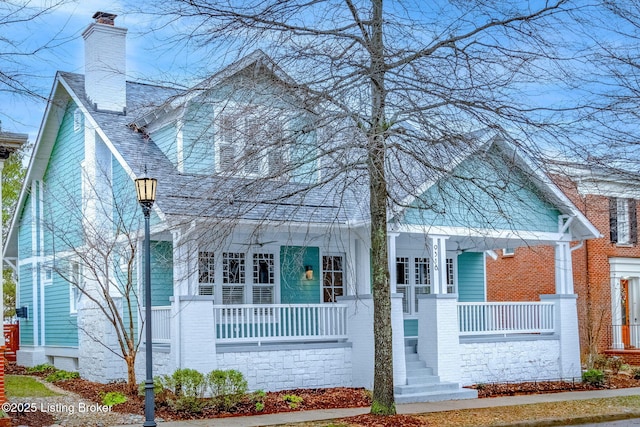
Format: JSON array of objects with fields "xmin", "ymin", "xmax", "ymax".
[
  {"xmin": 222, "ymin": 252, "xmax": 245, "ymax": 304},
  {"xmin": 610, "ymin": 198, "xmax": 637, "ymax": 246},
  {"xmin": 198, "ymin": 251, "xmax": 215, "ymax": 296},
  {"xmin": 322, "ymin": 255, "xmax": 344, "ymax": 303},
  {"xmin": 252, "ymin": 253, "xmax": 274, "ymax": 304},
  {"xmin": 215, "ymin": 106, "xmax": 288, "ymax": 178}
]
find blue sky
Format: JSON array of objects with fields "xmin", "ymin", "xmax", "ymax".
[{"xmin": 1, "ymin": 1, "xmax": 207, "ymax": 141}]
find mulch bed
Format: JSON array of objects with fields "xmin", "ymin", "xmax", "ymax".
[
  {"xmin": 469, "ymin": 371, "xmax": 640, "ymax": 398},
  {"xmin": 7, "ymin": 361, "xmax": 640, "ymax": 426}
]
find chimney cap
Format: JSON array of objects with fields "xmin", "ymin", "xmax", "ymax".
[{"xmin": 92, "ymin": 11, "xmax": 117, "ymax": 25}]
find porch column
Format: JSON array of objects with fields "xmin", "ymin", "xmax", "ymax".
[
  {"xmin": 388, "ymin": 232, "xmax": 399, "ymax": 293},
  {"xmin": 540, "ymin": 294, "xmax": 581, "ymax": 380},
  {"xmin": 554, "ymin": 241, "xmax": 573, "ymax": 294},
  {"xmin": 173, "ymin": 296, "xmax": 217, "ymax": 373},
  {"xmin": 417, "ymin": 294, "xmax": 460, "ymax": 383},
  {"xmin": 610, "ymin": 276, "xmax": 624, "ymax": 350},
  {"xmin": 341, "ymin": 294, "xmax": 406, "ymax": 388},
  {"xmin": 429, "ymin": 236, "xmax": 449, "ymax": 294},
  {"xmin": 354, "ymin": 238, "xmax": 371, "ymax": 295}
]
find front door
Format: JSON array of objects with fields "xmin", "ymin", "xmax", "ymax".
[{"xmin": 622, "ymin": 279, "xmax": 630, "ymax": 348}]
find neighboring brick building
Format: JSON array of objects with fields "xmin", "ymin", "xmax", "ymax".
[{"xmin": 487, "ymin": 166, "xmax": 640, "ymax": 363}]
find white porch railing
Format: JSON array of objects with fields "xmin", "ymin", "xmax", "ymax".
[
  {"xmin": 151, "ymin": 306, "xmax": 171, "ymax": 344},
  {"xmin": 458, "ymin": 302, "xmax": 555, "ymax": 336},
  {"xmin": 213, "ymin": 304, "xmax": 348, "ymax": 344}
]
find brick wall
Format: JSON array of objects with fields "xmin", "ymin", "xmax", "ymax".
[{"xmin": 487, "ymin": 175, "xmax": 640, "ymax": 356}]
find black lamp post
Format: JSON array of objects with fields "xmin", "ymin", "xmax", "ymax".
[{"xmin": 135, "ymin": 177, "xmax": 157, "ymax": 427}]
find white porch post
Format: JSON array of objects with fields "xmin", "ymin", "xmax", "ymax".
[
  {"xmin": 174, "ymin": 296, "xmax": 217, "ymax": 372},
  {"xmin": 554, "ymin": 241, "xmax": 574, "ymax": 294},
  {"xmin": 429, "ymin": 236, "xmax": 449, "ymax": 294},
  {"xmin": 417, "ymin": 294, "xmax": 460, "ymax": 383},
  {"xmin": 540, "ymin": 294, "xmax": 581, "ymax": 379},
  {"xmin": 610, "ymin": 274, "xmax": 624, "ymax": 350},
  {"xmin": 354, "ymin": 237, "xmax": 371, "ymax": 296},
  {"xmin": 547, "ymin": 235, "xmax": 581, "ymax": 379},
  {"xmin": 388, "ymin": 233, "xmax": 399, "ymax": 293},
  {"xmin": 341, "ymin": 293, "xmax": 406, "ymax": 388}
]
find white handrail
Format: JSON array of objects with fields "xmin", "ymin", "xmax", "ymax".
[
  {"xmin": 213, "ymin": 303, "xmax": 348, "ymax": 344},
  {"xmin": 458, "ymin": 301, "xmax": 555, "ymax": 336}
]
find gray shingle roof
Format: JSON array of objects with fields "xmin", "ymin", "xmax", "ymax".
[{"xmin": 60, "ymin": 72, "xmax": 365, "ymax": 225}]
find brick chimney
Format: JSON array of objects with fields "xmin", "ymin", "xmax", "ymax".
[{"xmin": 82, "ymin": 12, "xmax": 127, "ymax": 113}]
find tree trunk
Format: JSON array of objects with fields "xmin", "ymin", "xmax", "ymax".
[
  {"xmin": 125, "ymin": 353, "xmax": 137, "ymax": 395},
  {"xmin": 369, "ymin": 0, "xmax": 395, "ymax": 415}
]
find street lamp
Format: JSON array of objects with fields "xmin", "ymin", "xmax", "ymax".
[{"xmin": 135, "ymin": 177, "xmax": 157, "ymax": 427}]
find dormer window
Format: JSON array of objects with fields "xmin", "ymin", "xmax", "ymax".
[{"xmin": 215, "ymin": 105, "xmax": 288, "ymax": 179}]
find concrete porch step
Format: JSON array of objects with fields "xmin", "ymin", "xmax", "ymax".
[
  {"xmin": 400, "ymin": 339, "xmax": 477, "ymax": 403},
  {"xmin": 395, "ymin": 380, "xmax": 460, "ymax": 395},
  {"xmin": 394, "ymin": 387, "xmax": 478, "ymax": 404}
]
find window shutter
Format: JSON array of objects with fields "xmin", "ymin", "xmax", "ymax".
[
  {"xmin": 630, "ymin": 199, "xmax": 638, "ymax": 245},
  {"xmin": 610, "ymin": 197, "xmax": 618, "ymax": 243}
]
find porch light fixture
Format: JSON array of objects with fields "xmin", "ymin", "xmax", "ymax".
[
  {"xmin": 135, "ymin": 176, "xmax": 157, "ymax": 427},
  {"xmin": 305, "ymin": 265, "xmax": 314, "ymax": 280}
]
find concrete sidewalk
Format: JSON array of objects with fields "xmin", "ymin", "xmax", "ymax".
[{"xmin": 112, "ymin": 387, "xmax": 640, "ymax": 427}]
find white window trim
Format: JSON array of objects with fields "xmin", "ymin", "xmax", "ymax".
[
  {"xmin": 69, "ymin": 262, "xmax": 82, "ymax": 315},
  {"xmin": 617, "ymin": 198, "xmax": 632, "ymax": 245},
  {"xmin": 213, "ymin": 103, "xmax": 290, "ymax": 178},
  {"xmin": 43, "ymin": 265, "xmax": 53, "ymax": 286},
  {"xmin": 321, "ymin": 253, "xmax": 346, "ymax": 303},
  {"xmin": 503, "ymin": 247, "xmax": 515, "ymax": 257}
]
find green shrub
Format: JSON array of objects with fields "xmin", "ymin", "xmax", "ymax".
[
  {"xmin": 101, "ymin": 391, "xmax": 127, "ymax": 407},
  {"xmin": 283, "ymin": 394, "xmax": 303, "ymax": 409},
  {"xmin": 163, "ymin": 368, "xmax": 206, "ymax": 398},
  {"xmin": 26, "ymin": 363, "xmax": 57, "ymax": 374},
  {"xmin": 632, "ymin": 367, "xmax": 640, "ymax": 380},
  {"xmin": 45, "ymin": 370, "xmax": 79, "ymax": 382},
  {"xmin": 138, "ymin": 377, "xmax": 164, "ymax": 397},
  {"xmin": 161, "ymin": 369, "xmax": 206, "ymax": 413},
  {"xmin": 207, "ymin": 369, "xmax": 248, "ymax": 411},
  {"xmin": 582, "ymin": 369, "xmax": 605, "ymax": 386},
  {"xmin": 252, "ymin": 389, "xmax": 266, "ymax": 412}
]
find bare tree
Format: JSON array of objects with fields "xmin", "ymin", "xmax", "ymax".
[
  {"xmin": 0, "ymin": 1, "xmax": 73, "ymax": 103},
  {"xmin": 43, "ymin": 155, "xmax": 149, "ymax": 393},
  {"xmin": 133, "ymin": 0, "xmax": 614, "ymax": 414}
]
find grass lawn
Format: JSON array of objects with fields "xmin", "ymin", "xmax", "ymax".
[
  {"xmin": 276, "ymin": 395, "xmax": 640, "ymax": 426},
  {"xmin": 5, "ymin": 375, "xmax": 60, "ymax": 398}
]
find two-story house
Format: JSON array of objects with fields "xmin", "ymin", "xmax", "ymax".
[
  {"xmin": 488, "ymin": 164, "xmax": 640, "ymax": 364},
  {"xmin": 4, "ymin": 12, "xmax": 600, "ymax": 402}
]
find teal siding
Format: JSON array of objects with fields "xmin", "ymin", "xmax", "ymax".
[
  {"xmin": 280, "ymin": 246, "xmax": 320, "ymax": 303},
  {"xmin": 150, "ymin": 241, "xmax": 174, "ymax": 306},
  {"xmin": 42, "ymin": 101, "xmax": 84, "ymax": 254},
  {"xmin": 183, "ymin": 103, "xmax": 215, "ymax": 173},
  {"xmin": 18, "ymin": 195, "xmax": 33, "ymax": 259},
  {"xmin": 44, "ymin": 273, "xmax": 78, "ymax": 347},
  {"xmin": 404, "ymin": 319, "xmax": 418, "ymax": 337},
  {"xmin": 18, "ymin": 264, "xmax": 34, "ymax": 346},
  {"xmin": 403, "ymin": 145, "xmax": 560, "ymax": 232},
  {"xmin": 152, "ymin": 124, "xmax": 178, "ymax": 167},
  {"xmin": 457, "ymin": 252, "xmax": 485, "ymax": 302}
]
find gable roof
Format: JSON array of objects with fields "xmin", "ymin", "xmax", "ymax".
[{"xmin": 4, "ymin": 52, "xmax": 599, "ymax": 260}]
